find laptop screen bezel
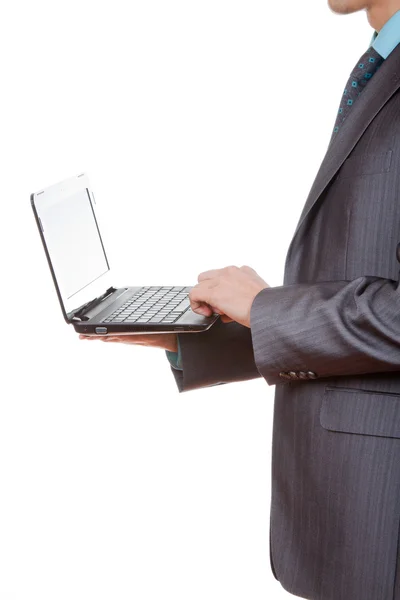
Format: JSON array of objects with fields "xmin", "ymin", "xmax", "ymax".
[{"xmin": 31, "ymin": 173, "xmax": 114, "ymax": 322}]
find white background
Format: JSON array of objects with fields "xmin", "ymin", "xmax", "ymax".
[{"xmin": 1, "ymin": 1, "xmax": 372, "ymax": 598}]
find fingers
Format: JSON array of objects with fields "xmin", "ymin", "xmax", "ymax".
[
  {"xmin": 79, "ymin": 334, "xmax": 126, "ymax": 342},
  {"xmin": 197, "ymin": 265, "xmax": 238, "ymax": 282},
  {"xmin": 197, "ymin": 269, "xmax": 220, "ymax": 282},
  {"xmin": 220, "ymin": 315, "xmax": 234, "ymax": 323},
  {"xmin": 192, "ymin": 302, "xmax": 213, "ymax": 316},
  {"xmin": 189, "ymin": 281, "xmax": 214, "ymax": 315},
  {"xmin": 240, "ymin": 265, "xmax": 256, "ymax": 273},
  {"xmin": 80, "ymin": 336, "xmax": 115, "ymax": 342}
]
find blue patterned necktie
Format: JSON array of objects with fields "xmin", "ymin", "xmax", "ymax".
[{"xmin": 330, "ymin": 45, "xmax": 384, "ymax": 142}]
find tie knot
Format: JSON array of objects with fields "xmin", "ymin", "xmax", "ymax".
[{"xmin": 349, "ymin": 46, "xmax": 384, "ymax": 91}]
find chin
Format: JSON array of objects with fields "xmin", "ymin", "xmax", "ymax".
[{"xmin": 327, "ymin": 0, "xmax": 367, "ymax": 15}]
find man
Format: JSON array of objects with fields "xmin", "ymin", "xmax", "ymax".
[{"xmin": 81, "ymin": 2, "xmax": 400, "ymax": 598}]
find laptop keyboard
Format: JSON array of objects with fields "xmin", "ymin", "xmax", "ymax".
[{"xmin": 102, "ymin": 286, "xmax": 192, "ymax": 324}]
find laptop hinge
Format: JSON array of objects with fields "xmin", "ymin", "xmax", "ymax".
[{"xmin": 70, "ymin": 286, "xmax": 116, "ymax": 322}]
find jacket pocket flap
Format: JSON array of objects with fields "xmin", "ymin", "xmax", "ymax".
[
  {"xmin": 320, "ymin": 386, "xmax": 400, "ymax": 438},
  {"xmin": 336, "ymin": 149, "xmax": 393, "ymax": 179}
]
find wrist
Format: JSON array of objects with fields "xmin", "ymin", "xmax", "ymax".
[{"xmin": 166, "ymin": 334, "xmax": 178, "ymax": 353}]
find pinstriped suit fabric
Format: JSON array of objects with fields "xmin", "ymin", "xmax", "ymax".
[{"xmin": 167, "ymin": 36, "xmax": 400, "ymax": 600}]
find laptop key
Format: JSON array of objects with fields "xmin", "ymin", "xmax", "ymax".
[{"xmin": 171, "ymin": 298, "xmax": 190, "ymax": 313}]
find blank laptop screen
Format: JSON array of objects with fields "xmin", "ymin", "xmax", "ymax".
[{"xmin": 39, "ymin": 188, "xmax": 109, "ymax": 301}]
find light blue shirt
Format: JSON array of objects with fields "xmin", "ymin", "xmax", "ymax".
[
  {"xmin": 166, "ymin": 334, "xmax": 183, "ymax": 369},
  {"xmin": 166, "ymin": 9, "xmax": 400, "ymax": 372},
  {"xmin": 370, "ymin": 9, "xmax": 400, "ymax": 58}
]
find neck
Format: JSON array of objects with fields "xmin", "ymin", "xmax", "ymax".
[{"xmin": 366, "ymin": 3, "xmax": 400, "ymax": 31}]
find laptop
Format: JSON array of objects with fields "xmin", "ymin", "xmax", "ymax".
[{"xmin": 31, "ymin": 173, "xmax": 220, "ymax": 336}]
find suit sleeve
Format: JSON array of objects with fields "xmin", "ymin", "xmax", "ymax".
[
  {"xmin": 166, "ymin": 318, "xmax": 262, "ymax": 393},
  {"xmin": 250, "ymin": 275, "xmax": 400, "ymax": 386}
]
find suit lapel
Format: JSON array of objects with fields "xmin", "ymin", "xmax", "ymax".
[{"xmin": 289, "ymin": 42, "xmax": 400, "ymax": 244}]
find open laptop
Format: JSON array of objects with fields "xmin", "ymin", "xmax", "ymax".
[{"xmin": 31, "ymin": 173, "xmax": 220, "ymax": 336}]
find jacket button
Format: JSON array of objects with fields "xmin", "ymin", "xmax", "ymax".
[
  {"xmin": 288, "ymin": 371, "xmax": 299, "ymax": 379},
  {"xmin": 279, "ymin": 372, "xmax": 292, "ymax": 380},
  {"xmin": 307, "ymin": 371, "xmax": 317, "ymax": 379},
  {"xmin": 397, "ymin": 243, "xmax": 400, "ymax": 263},
  {"xmin": 298, "ymin": 371, "xmax": 308, "ymax": 379}
]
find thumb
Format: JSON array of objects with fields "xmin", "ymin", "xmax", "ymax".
[
  {"xmin": 220, "ymin": 315, "xmax": 234, "ymax": 323},
  {"xmin": 191, "ymin": 301, "xmax": 213, "ymax": 316},
  {"xmin": 189, "ymin": 286, "xmax": 213, "ymax": 316}
]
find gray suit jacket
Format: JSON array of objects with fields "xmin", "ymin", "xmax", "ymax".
[{"xmin": 168, "ymin": 42, "xmax": 400, "ymax": 599}]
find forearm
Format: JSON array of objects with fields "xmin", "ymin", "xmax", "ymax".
[
  {"xmin": 250, "ymin": 276, "xmax": 400, "ymax": 386},
  {"xmin": 167, "ymin": 318, "xmax": 262, "ymax": 393}
]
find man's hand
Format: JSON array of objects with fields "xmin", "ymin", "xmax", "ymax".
[
  {"xmin": 79, "ymin": 333, "xmax": 178, "ymax": 352},
  {"xmin": 79, "ymin": 264, "xmax": 268, "ymax": 347},
  {"xmin": 189, "ymin": 265, "xmax": 269, "ymax": 328}
]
